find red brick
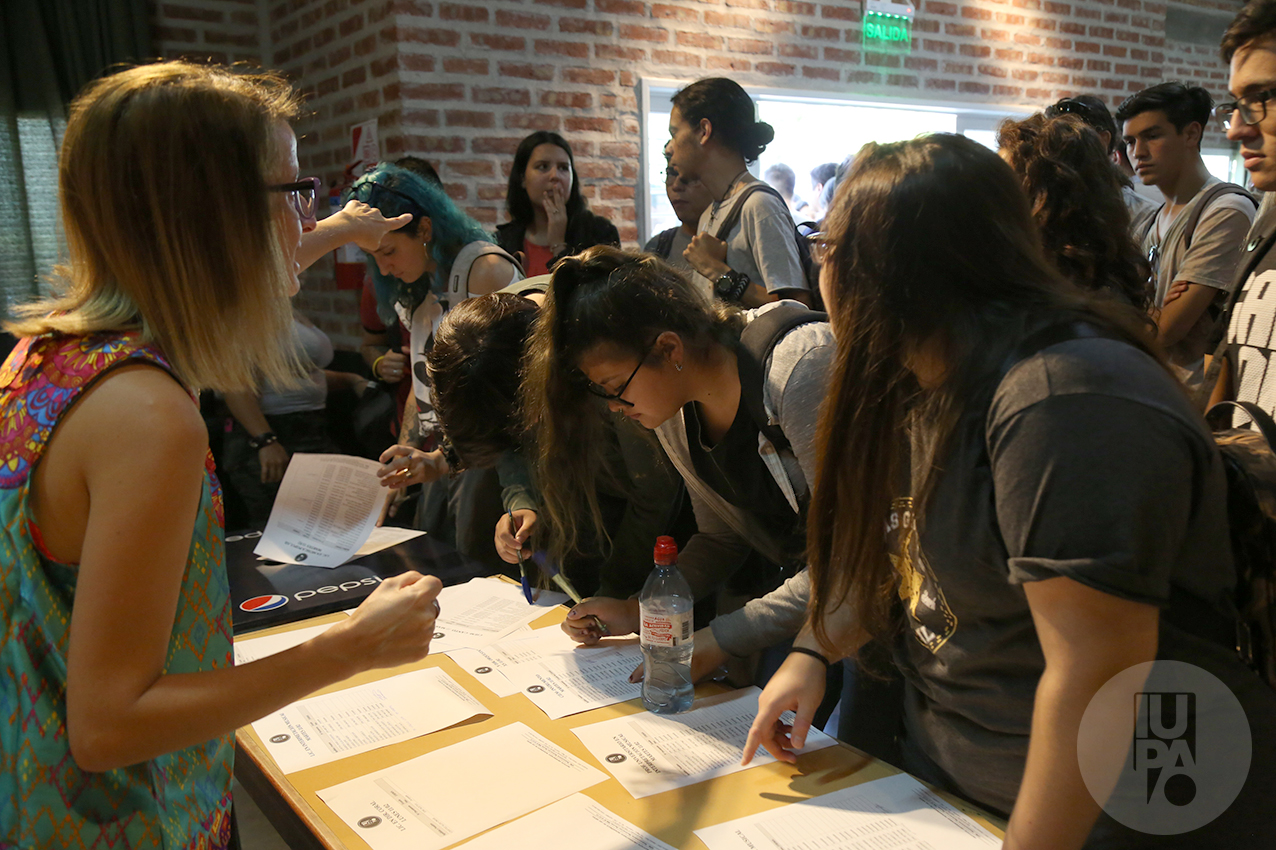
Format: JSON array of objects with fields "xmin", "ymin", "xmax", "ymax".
[
  {"xmin": 802, "ymin": 65, "xmax": 839, "ymax": 80},
  {"xmin": 1043, "ymin": 71, "xmax": 1069, "ymax": 83},
  {"xmin": 157, "ymin": 26, "xmax": 198, "ymax": 43},
  {"xmin": 801, "ymin": 24, "xmax": 840, "ymax": 40},
  {"xmin": 312, "ymin": 27, "xmax": 337, "ymax": 50},
  {"xmin": 1089, "ymin": 25, "xmax": 1115, "ymax": 39},
  {"xmin": 994, "ymin": 48, "xmax": 1024, "ymax": 61},
  {"xmin": 357, "ymin": 90, "xmax": 380, "ymax": 109},
  {"xmin": 959, "ymin": 81, "xmax": 991, "ymax": 94},
  {"xmin": 1046, "ymin": 37, "xmax": 1072, "ymax": 49},
  {"xmin": 887, "ymin": 74, "xmax": 919, "ymax": 87},
  {"xmin": 1012, "ymin": 68, "xmax": 1039, "ymax": 81},
  {"xmin": 822, "ymin": 3, "xmax": 859, "ymax": 20},
  {"xmin": 536, "ymin": 39, "xmax": 590, "ymax": 57},
  {"xmin": 600, "ymin": 141, "xmax": 640, "ymax": 158},
  {"xmin": 1114, "ymin": 62, "xmax": 1138, "ymax": 75},
  {"xmin": 864, "ymin": 52, "xmax": 902, "ymax": 68},
  {"xmin": 753, "ymin": 60, "xmax": 793, "ymax": 75},
  {"xmin": 993, "ymin": 84, "xmax": 1024, "ymax": 97},
  {"xmin": 446, "ymin": 160, "xmax": 496, "ymax": 177},
  {"xmin": 962, "ymin": 5, "xmax": 992, "ymax": 19},
  {"xmin": 499, "ymin": 62, "xmax": 555, "ymax": 81},
  {"xmin": 927, "ymin": 78, "xmax": 958, "ymax": 90},
  {"xmin": 446, "ymin": 110, "xmax": 495, "ymax": 128},
  {"xmin": 706, "ymin": 9, "xmax": 750, "ymax": 27},
  {"xmin": 775, "ymin": 0, "xmax": 816, "ymax": 12},
  {"xmin": 727, "ymin": 0, "xmax": 772, "ymax": 9},
  {"xmin": 444, "ymin": 57, "xmax": 489, "ymax": 74},
  {"xmin": 471, "ymin": 32, "xmax": 526, "ymax": 50},
  {"xmin": 401, "ymin": 82, "xmax": 464, "ymax": 99},
  {"xmin": 961, "ymin": 43, "xmax": 991, "ymax": 57},
  {"xmin": 620, "ymin": 24, "xmax": 668, "ymax": 41},
  {"xmin": 825, "ymin": 46, "xmax": 859, "ymax": 61},
  {"xmin": 206, "ymin": 30, "xmax": 259, "ymax": 47},
  {"xmin": 541, "ymin": 91, "xmax": 592, "ymax": 108},
  {"xmin": 1076, "ymin": 41, "xmax": 1101, "ymax": 54},
  {"xmin": 653, "ymin": 4, "xmax": 700, "ymax": 20},
  {"xmin": 505, "ymin": 112, "xmax": 561, "ymax": 131},
  {"xmin": 1060, "ymin": 21, "xmax": 1086, "ymax": 34},
  {"xmin": 595, "ymin": 0, "xmax": 644, "ymax": 12},
  {"xmin": 926, "ymin": 40, "xmax": 956, "ymax": 53},
  {"xmin": 600, "ymin": 185, "xmax": 634, "ymax": 201},
  {"xmin": 354, "ymin": 34, "xmax": 377, "ymax": 56},
  {"xmin": 944, "ymin": 61, "xmax": 974, "ymax": 74},
  {"xmin": 1103, "ymin": 44, "xmax": 1128, "ymax": 57},
  {"xmin": 161, "ymin": 4, "xmax": 224, "ymax": 23},
  {"xmin": 847, "ymin": 70, "xmax": 881, "ymax": 84},
  {"xmin": 1086, "ymin": 58, "xmax": 1112, "ymax": 72},
  {"xmin": 780, "ymin": 43, "xmax": 818, "ymax": 59},
  {"xmin": 477, "ymin": 183, "xmax": 507, "ymax": 202},
  {"xmin": 566, "ymin": 116, "xmax": 616, "ymax": 133},
  {"xmin": 652, "ymin": 49, "xmax": 702, "ymax": 66},
  {"xmin": 596, "ymin": 44, "xmax": 646, "ymax": 61},
  {"xmin": 926, "ymin": 0, "xmax": 958, "ymax": 13},
  {"xmin": 402, "ymin": 53, "xmax": 436, "ymax": 72},
  {"xmin": 1044, "ymin": 1, "xmax": 1070, "ymax": 11},
  {"xmin": 707, "ymin": 55, "xmax": 753, "ymax": 71},
  {"xmin": 755, "ymin": 18, "xmax": 796, "ymax": 34},
  {"xmin": 333, "ymin": 97, "xmax": 355, "ymax": 117},
  {"xmin": 440, "ymin": 2, "xmax": 487, "ymax": 21},
  {"xmin": 728, "ymin": 37, "xmax": 773, "ymax": 54},
  {"xmin": 328, "ymin": 45, "xmax": 352, "ymax": 66},
  {"xmin": 978, "ymin": 63, "xmax": 1008, "ymax": 78},
  {"xmin": 473, "ymin": 137, "xmax": 524, "ymax": 154},
  {"xmin": 945, "ymin": 23, "xmax": 976, "ymax": 37},
  {"xmin": 317, "ymin": 75, "xmax": 340, "ymax": 96},
  {"xmin": 575, "ymin": 160, "xmax": 619, "ymax": 180},
  {"xmin": 678, "ymin": 31, "xmax": 723, "ymax": 49},
  {"xmin": 560, "ymin": 16, "xmax": 613, "ymax": 34},
  {"xmin": 563, "ymin": 67, "xmax": 616, "ymax": 85},
  {"xmin": 982, "ymin": 29, "xmax": 1010, "ymax": 42},
  {"xmin": 341, "ymin": 67, "xmax": 366, "ymax": 88},
  {"xmin": 906, "ymin": 56, "xmax": 938, "ymax": 71},
  {"xmin": 1027, "ymin": 52, "xmax": 1056, "ymax": 65},
  {"xmin": 339, "ymin": 13, "xmax": 363, "ymax": 36},
  {"xmin": 995, "ymin": 12, "xmax": 1026, "ymax": 25},
  {"xmin": 404, "ymin": 135, "xmax": 466, "ymax": 154},
  {"xmin": 395, "ymin": 26, "xmax": 460, "ymax": 46},
  {"xmin": 1031, "ymin": 16, "xmax": 1058, "ymax": 30},
  {"xmin": 496, "ymin": 9, "xmax": 551, "ymax": 29},
  {"xmin": 400, "ymin": 109, "xmax": 440, "ymax": 127},
  {"xmin": 1059, "ymin": 56, "xmax": 1083, "ymax": 69}
]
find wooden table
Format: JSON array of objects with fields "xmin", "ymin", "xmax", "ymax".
[{"xmin": 234, "ymin": 605, "xmax": 1006, "ymax": 850}]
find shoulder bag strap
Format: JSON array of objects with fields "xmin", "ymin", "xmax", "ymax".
[{"xmin": 737, "ymin": 305, "xmax": 828, "ymax": 450}]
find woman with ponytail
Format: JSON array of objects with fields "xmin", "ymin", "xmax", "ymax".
[{"xmin": 666, "ymin": 77, "xmax": 811, "ymax": 307}]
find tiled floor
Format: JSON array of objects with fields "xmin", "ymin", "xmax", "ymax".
[{"xmin": 235, "ymin": 779, "xmax": 292, "ymax": 850}]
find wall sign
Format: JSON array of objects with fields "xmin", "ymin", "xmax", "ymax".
[{"xmin": 863, "ymin": 0, "xmax": 916, "ymax": 54}]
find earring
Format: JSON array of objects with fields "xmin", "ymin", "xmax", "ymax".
[{"xmin": 675, "ymin": 362, "xmax": 683, "ymax": 372}]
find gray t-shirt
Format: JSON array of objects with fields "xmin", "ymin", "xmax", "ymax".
[
  {"xmin": 693, "ymin": 176, "xmax": 807, "ymax": 296},
  {"xmin": 1141, "ymin": 178, "xmax": 1256, "ymax": 380},
  {"xmin": 643, "ymin": 226, "xmax": 694, "ymax": 276}
]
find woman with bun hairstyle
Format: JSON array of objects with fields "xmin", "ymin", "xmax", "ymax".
[
  {"xmin": 667, "ymin": 78, "xmax": 810, "ymax": 308},
  {"xmin": 496, "ymin": 131, "xmax": 620, "ymax": 277},
  {"xmin": 0, "ymin": 61, "xmax": 441, "ymax": 848}
]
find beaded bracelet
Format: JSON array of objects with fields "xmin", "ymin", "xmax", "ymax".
[{"xmin": 788, "ymin": 646, "xmax": 831, "ymax": 668}]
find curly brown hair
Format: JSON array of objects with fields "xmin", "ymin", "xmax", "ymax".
[{"xmin": 997, "ymin": 113, "xmax": 1152, "ymax": 311}]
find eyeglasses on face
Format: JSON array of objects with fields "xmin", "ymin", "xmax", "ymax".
[
  {"xmin": 268, "ymin": 177, "xmax": 320, "ymax": 227},
  {"xmin": 1215, "ymin": 87, "xmax": 1276, "ymax": 130},
  {"xmin": 583, "ymin": 339, "xmax": 656, "ymax": 407}
]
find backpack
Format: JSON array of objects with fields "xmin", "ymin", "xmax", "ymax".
[
  {"xmin": 1137, "ymin": 181, "xmax": 1259, "ymax": 255},
  {"xmin": 713, "ymin": 182, "xmax": 824, "ymax": 309},
  {"xmin": 736, "ymin": 302, "xmax": 828, "ymax": 454},
  {"xmin": 999, "ymin": 321, "xmax": 1276, "ymax": 690}
]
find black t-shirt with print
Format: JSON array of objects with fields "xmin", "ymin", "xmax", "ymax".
[{"xmin": 891, "ymin": 335, "xmax": 1276, "ymax": 836}]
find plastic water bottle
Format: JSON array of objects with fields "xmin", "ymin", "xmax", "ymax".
[{"xmin": 639, "ymin": 536, "xmax": 694, "ymax": 714}]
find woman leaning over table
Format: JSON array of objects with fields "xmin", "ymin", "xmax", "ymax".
[
  {"xmin": 743, "ymin": 134, "xmax": 1276, "ymax": 849},
  {"xmin": 0, "ymin": 61, "xmax": 441, "ymax": 848}
]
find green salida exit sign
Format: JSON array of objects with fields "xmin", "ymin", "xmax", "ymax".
[{"xmin": 863, "ymin": 0, "xmax": 916, "ymax": 54}]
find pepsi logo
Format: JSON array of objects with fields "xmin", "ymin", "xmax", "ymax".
[{"xmin": 239, "ymin": 594, "xmax": 289, "ymax": 613}]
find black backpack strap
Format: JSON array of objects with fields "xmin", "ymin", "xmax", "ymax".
[
  {"xmin": 713, "ymin": 182, "xmax": 785, "ymax": 241},
  {"xmin": 737, "ymin": 305, "xmax": 828, "ymax": 451},
  {"xmin": 1208, "ymin": 400, "xmax": 1276, "ymax": 448},
  {"xmin": 652, "ymin": 227, "xmax": 678, "ymax": 261},
  {"xmin": 1182, "ymin": 182, "xmax": 1258, "ymax": 252}
]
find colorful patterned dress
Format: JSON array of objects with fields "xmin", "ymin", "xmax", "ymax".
[{"xmin": 0, "ymin": 332, "xmax": 234, "ymax": 849}]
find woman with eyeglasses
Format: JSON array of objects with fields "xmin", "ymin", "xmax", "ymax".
[
  {"xmin": 523, "ymin": 247, "xmax": 837, "ymax": 690},
  {"xmin": 742, "ymin": 134, "xmax": 1276, "ymax": 849},
  {"xmin": 349, "ymin": 163, "xmax": 522, "ymax": 568},
  {"xmin": 496, "ymin": 131, "xmax": 621, "ymax": 277},
  {"xmin": 0, "ymin": 62, "xmax": 442, "ymax": 848}
]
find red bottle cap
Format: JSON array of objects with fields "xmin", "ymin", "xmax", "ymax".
[{"xmin": 654, "ymin": 535, "xmax": 678, "ymax": 565}]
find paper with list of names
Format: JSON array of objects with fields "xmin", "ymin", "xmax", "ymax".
[
  {"xmin": 426, "ymin": 576, "xmax": 568, "ymax": 653},
  {"xmin": 316, "ymin": 721, "xmax": 606, "ymax": 850},
  {"xmin": 455, "ymin": 794, "xmax": 677, "ymax": 850},
  {"xmin": 251, "ymin": 667, "xmax": 491, "ymax": 773},
  {"xmin": 572, "ymin": 687, "xmax": 836, "ymax": 798},
  {"xmin": 233, "ymin": 622, "xmax": 336, "ymax": 665},
  {"xmin": 447, "ymin": 626, "xmax": 644, "ymax": 717},
  {"xmin": 254, "ymin": 453, "xmax": 389, "ymax": 568},
  {"xmin": 694, "ymin": 772, "xmax": 1000, "ymax": 850}
]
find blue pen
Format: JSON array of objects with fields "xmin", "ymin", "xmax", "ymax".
[{"xmin": 508, "ymin": 508, "xmax": 534, "ymax": 604}]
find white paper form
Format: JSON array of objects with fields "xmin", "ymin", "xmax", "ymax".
[
  {"xmin": 694, "ymin": 772, "xmax": 1000, "ymax": 850},
  {"xmin": 455, "ymin": 794, "xmax": 677, "ymax": 850},
  {"xmin": 572, "ymin": 687, "xmax": 837, "ymax": 799},
  {"xmin": 254, "ymin": 454, "xmax": 389, "ymax": 568},
  {"xmin": 252, "ymin": 667, "xmax": 491, "ymax": 774},
  {"xmin": 316, "ymin": 721, "xmax": 606, "ymax": 850},
  {"xmin": 428, "ymin": 576, "xmax": 567, "ymax": 653},
  {"xmin": 354, "ymin": 526, "xmax": 426, "ymax": 558},
  {"xmin": 233, "ymin": 622, "xmax": 336, "ymax": 665},
  {"xmin": 446, "ymin": 626, "xmax": 642, "ymax": 714}
]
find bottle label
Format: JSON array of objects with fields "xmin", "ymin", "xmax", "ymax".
[{"xmin": 640, "ymin": 609, "xmax": 693, "ymax": 647}]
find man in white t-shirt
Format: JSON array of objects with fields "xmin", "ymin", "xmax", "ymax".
[
  {"xmin": 1218, "ymin": 1, "xmax": 1276, "ymax": 412},
  {"xmin": 1119, "ymin": 82, "xmax": 1257, "ymax": 387}
]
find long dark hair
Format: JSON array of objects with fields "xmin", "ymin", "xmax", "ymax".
[
  {"xmin": 671, "ymin": 77, "xmax": 774, "ymax": 163},
  {"xmin": 998, "ymin": 113, "xmax": 1152, "ymax": 310},
  {"xmin": 808, "ymin": 134, "xmax": 1160, "ymax": 651},
  {"xmin": 506, "ymin": 131, "xmax": 585, "ymax": 225},
  {"xmin": 523, "ymin": 246, "xmax": 741, "ymax": 563}
]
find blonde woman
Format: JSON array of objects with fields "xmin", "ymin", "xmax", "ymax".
[{"xmin": 0, "ymin": 62, "xmax": 440, "ymax": 848}]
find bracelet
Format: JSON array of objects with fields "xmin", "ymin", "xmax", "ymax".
[
  {"xmin": 788, "ymin": 646, "xmax": 831, "ymax": 668},
  {"xmin": 371, "ymin": 353, "xmax": 387, "ymax": 379},
  {"xmin": 248, "ymin": 431, "xmax": 278, "ymax": 451}
]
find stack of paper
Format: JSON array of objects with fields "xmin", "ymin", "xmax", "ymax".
[
  {"xmin": 455, "ymin": 794, "xmax": 677, "ymax": 850},
  {"xmin": 694, "ymin": 772, "xmax": 1000, "ymax": 849},
  {"xmin": 447, "ymin": 626, "xmax": 644, "ymax": 718},
  {"xmin": 317, "ymin": 722, "xmax": 606, "ymax": 850},
  {"xmin": 251, "ymin": 668, "xmax": 491, "ymax": 773},
  {"xmin": 425, "ymin": 577, "xmax": 568, "ymax": 653},
  {"xmin": 572, "ymin": 687, "xmax": 837, "ymax": 798}
]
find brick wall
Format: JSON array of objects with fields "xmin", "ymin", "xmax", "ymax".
[{"xmin": 153, "ymin": 0, "xmax": 1246, "ymax": 347}]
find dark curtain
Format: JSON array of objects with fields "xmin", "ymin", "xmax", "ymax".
[{"xmin": 0, "ymin": 0, "xmax": 152, "ymax": 321}]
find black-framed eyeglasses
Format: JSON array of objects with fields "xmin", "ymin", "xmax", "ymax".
[
  {"xmin": 583, "ymin": 339, "xmax": 656, "ymax": 407},
  {"xmin": 806, "ymin": 231, "xmax": 831, "ymax": 265},
  {"xmin": 1215, "ymin": 87, "xmax": 1276, "ymax": 130},
  {"xmin": 350, "ymin": 179, "xmax": 425, "ymax": 216},
  {"xmin": 268, "ymin": 177, "xmax": 320, "ymax": 227}
]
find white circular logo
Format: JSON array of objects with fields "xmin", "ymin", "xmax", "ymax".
[{"xmin": 1078, "ymin": 661, "xmax": 1251, "ymax": 834}]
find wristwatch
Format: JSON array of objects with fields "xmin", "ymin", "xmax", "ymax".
[
  {"xmin": 248, "ymin": 431, "xmax": 278, "ymax": 450},
  {"xmin": 713, "ymin": 269, "xmax": 750, "ymax": 302}
]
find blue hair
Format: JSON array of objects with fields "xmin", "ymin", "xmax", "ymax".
[{"xmin": 349, "ymin": 163, "xmax": 494, "ymax": 323}]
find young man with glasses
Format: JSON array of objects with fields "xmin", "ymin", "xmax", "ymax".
[
  {"xmin": 1117, "ymin": 82, "xmax": 1257, "ymax": 389},
  {"xmin": 1214, "ymin": 0, "xmax": 1276, "ymax": 413}
]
